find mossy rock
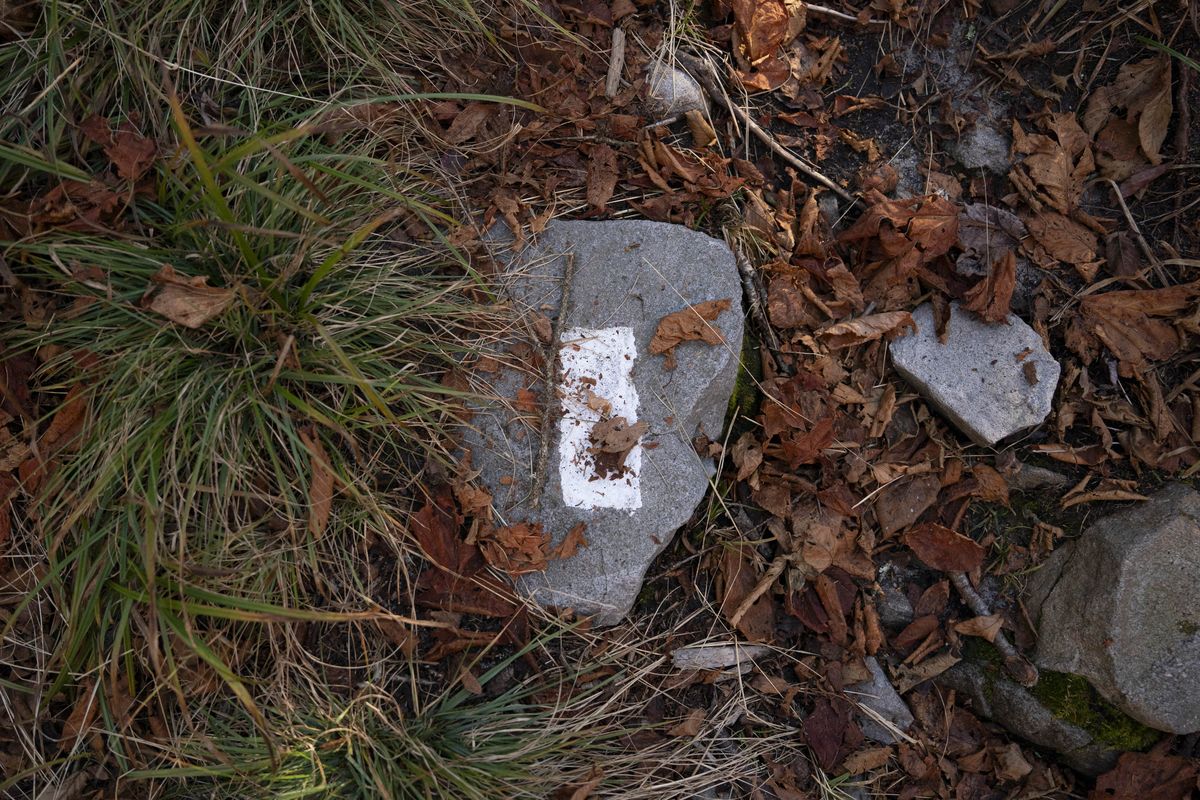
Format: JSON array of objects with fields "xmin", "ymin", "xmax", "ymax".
[
  {"xmin": 725, "ymin": 330, "xmax": 762, "ymax": 425},
  {"xmin": 963, "ymin": 640, "xmax": 1160, "ymax": 752}
]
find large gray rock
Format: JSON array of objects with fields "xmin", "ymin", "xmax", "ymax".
[
  {"xmin": 467, "ymin": 220, "xmax": 742, "ymax": 624},
  {"xmin": 889, "ymin": 302, "xmax": 1060, "ymax": 445},
  {"xmin": 938, "ymin": 661, "xmax": 1120, "ymax": 776},
  {"xmin": 1026, "ymin": 484, "xmax": 1200, "ymax": 733},
  {"xmin": 847, "ymin": 657, "xmax": 914, "ymax": 744}
]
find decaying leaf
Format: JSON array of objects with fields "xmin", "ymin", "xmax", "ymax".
[
  {"xmin": 300, "ymin": 429, "xmax": 334, "ymax": 539},
  {"xmin": 649, "ymin": 298, "xmax": 732, "ymax": 369},
  {"xmin": 961, "ymin": 251, "xmax": 1016, "ymax": 323},
  {"xmin": 954, "ymin": 614, "xmax": 1003, "ymax": 642},
  {"xmin": 820, "ymin": 311, "xmax": 915, "ymax": 349},
  {"xmin": 1091, "ymin": 752, "xmax": 1197, "ymax": 800},
  {"xmin": 732, "ymin": 0, "xmax": 790, "ymax": 62},
  {"xmin": 588, "ymin": 415, "xmax": 648, "ymax": 477},
  {"xmin": 478, "ymin": 521, "xmax": 550, "ymax": 576},
  {"xmin": 1025, "ymin": 211, "xmax": 1101, "ymax": 280},
  {"xmin": 720, "ymin": 542, "xmax": 775, "ymax": 642},
  {"xmin": 1069, "ymin": 280, "xmax": 1200, "ymax": 377},
  {"xmin": 586, "ymin": 144, "xmax": 619, "ymax": 210},
  {"xmin": 144, "ymin": 266, "xmax": 236, "ymax": 329},
  {"xmin": 667, "ymin": 708, "xmax": 706, "ymax": 737},
  {"xmin": 551, "ymin": 522, "xmax": 589, "ymax": 559},
  {"xmin": 81, "ymin": 115, "xmax": 158, "ymax": 181},
  {"xmin": 904, "ymin": 523, "xmax": 985, "ymax": 572}
]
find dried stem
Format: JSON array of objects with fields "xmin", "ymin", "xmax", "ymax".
[
  {"xmin": 949, "ymin": 571, "xmax": 1039, "ymax": 687},
  {"xmin": 675, "ymin": 51, "xmax": 861, "ymax": 208},
  {"xmin": 530, "ymin": 254, "xmax": 576, "ymax": 508}
]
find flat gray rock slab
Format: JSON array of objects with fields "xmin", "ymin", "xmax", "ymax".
[
  {"xmin": 466, "ymin": 220, "xmax": 742, "ymax": 624},
  {"xmin": 847, "ymin": 657, "xmax": 914, "ymax": 744},
  {"xmin": 889, "ymin": 302, "xmax": 1060, "ymax": 445},
  {"xmin": 1028, "ymin": 484, "xmax": 1200, "ymax": 733}
]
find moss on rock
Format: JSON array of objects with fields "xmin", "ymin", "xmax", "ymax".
[
  {"xmin": 963, "ymin": 640, "xmax": 1159, "ymax": 752},
  {"xmin": 726, "ymin": 330, "xmax": 762, "ymax": 424}
]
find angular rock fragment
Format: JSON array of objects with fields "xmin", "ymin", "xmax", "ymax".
[
  {"xmin": 645, "ymin": 59, "xmax": 706, "ymax": 120},
  {"xmin": 889, "ymin": 302, "xmax": 1060, "ymax": 445},
  {"xmin": 847, "ymin": 657, "xmax": 914, "ymax": 744},
  {"xmin": 671, "ymin": 643, "xmax": 770, "ymax": 671},
  {"xmin": 466, "ymin": 220, "xmax": 743, "ymax": 624},
  {"xmin": 1026, "ymin": 484, "xmax": 1200, "ymax": 734}
]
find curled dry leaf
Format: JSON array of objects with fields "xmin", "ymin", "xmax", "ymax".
[
  {"xmin": 588, "ymin": 415, "xmax": 648, "ymax": 477},
  {"xmin": 1025, "ymin": 211, "xmax": 1101, "ymax": 281},
  {"xmin": 954, "ymin": 614, "xmax": 1004, "ymax": 642},
  {"xmin": 144, "ymin": 266, "xmax": 236, "ymax": 329},
  {"xmin": 732, "ymin": 0, "xmax": 790, "ymax": 62},
  {"xmin": 551, "ymin": 521, "xmax": 589, "ymax": 559},
  {"xmin": 649, "ymin": 298, "xmax": 732, "ymax": 369},
  {"xmin": 585, "ymin": 144, "xmax": 619, "ymax": 210},
  {"xmin": 478, "ymin": 521, "xmax": 550, "ymax": 576},
  {"xmin": 299, "ymin": 429, "xmax": 334, "ymax": 540},
  {"xmin": 731, "ymin": 430, "xmax": 763, "ymax": 482},
  {"xmin": 961, "ymin": 251, "xmax": 1016, "ymax": 323},
  {"xmin": 904, "ymin": 523, "xmax": 985, "ymax": 572},
  {"xmin": 819, "ymin": 311, "xmax": 915, "ymax": 349}
]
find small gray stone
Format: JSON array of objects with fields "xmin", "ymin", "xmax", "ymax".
[
  {"xmin": 645, "ymin": 60, "xmax": 706, "ymax": 120},
  {"xmin": 1030, "ymin": 484, "xmax": 1200, "ymax": 733},
  {"xmin": 467, "ymin": 220, "xmax": 743, "ymax": 625},
  {"xmin": 938, "ymin": 661, "xmax": 1120, "ymax": 776},
  {"xmin": 847, "ymin": 657, "xmax": 914, "ymax": 744},
  {"xmin": 671, "ymin": 644, "xmax": 771, "ymax": 671},
  {"xmin": 874, "ymin": 562, "xmax": 916, "ymax": 630},
  {"xmin": 948, "ymin": 121, "xmax": 1011, "ymax": 174},
  {"xmin": 889, "ymin": 302, "xmax": 1060, "ymax": 446}
]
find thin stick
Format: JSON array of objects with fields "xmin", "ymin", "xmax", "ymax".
[
  {"xmin": 605, "ymin": 28, "xmax": 627, "ymax": 99},
  {"xmin": 950, "ymin": 571, "xmax": 1038, "ymax": 686},
  {"xmin": 675, "ymin": 52, "xmax": 861, "ymax": 208},
  {"xmin": 729, "ymin": 554, "xmax": 787, "ymax": 629},
  {"xmin": 728, "ymin": 234, "xmax": 790, "ymax": 376},
  {"xmin": 530, "ymin": 254, "xmax": 576, "ymax": 508},
  {"xmin": 1107, "ymin": 178, "xmax": 1166, "ymax": 285},
  {"xmin": 807, "ymin": 3, "xmax": 887, "ymax": 25}
]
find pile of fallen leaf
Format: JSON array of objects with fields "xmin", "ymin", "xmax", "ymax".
[{"xmin": 417, "ymin": 0, "xmax": 1200, "ymax": 796}]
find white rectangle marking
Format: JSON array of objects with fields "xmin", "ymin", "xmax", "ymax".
[{"xmin": 558, "ymin": 326, "xmax": 642, "ymax": 510}]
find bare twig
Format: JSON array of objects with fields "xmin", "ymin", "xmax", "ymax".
[
  {"xmin": 949, "ymin": 571, "xmax": 1039, "ymax": 687},
  {"xmin": 605, "ymin": 28, "xmax": 627, "ymax": 99},
  {"xmin": 728, "ymin": 555, "xmax": 787, "ymax": 629},
  {"xmin": 531, "ymin": 254, "xmax": 576, "ymax": 508},
  {"xmin": 1107, "ymin": 178, "xmax": 1166, "ymax": 285},
  {"xmin": 727, "ymin": 233, "xmax": 791, "ymax": 376},
  {"xmin": 675, "ymin": 51, "xmax": 861, "ymax": 208},
  {"xmin": 807, "ymin": 3, "xmax": 887, "ymax": 26}
]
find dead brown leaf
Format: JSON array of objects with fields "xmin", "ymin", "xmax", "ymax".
[
  {"xmin": 820, "ymin": 311, "xmax": 915, "ymax": 349},
  {"xmin": 586, "ymin": 144, "xmax": 619, "ymax": 210},
  {"xmin": 551, "ymin": 522, "xmax": 589, "ymax": 559},
  {"xmin": 1025, "ymin": 211, "xmax": 1101, "ymax": 280},
  {"xmin": 649, "ymin": 298, "xmax": 732, "ymax": 369},
  {"xmin": 962, "ymin": 251, "xmax": 1016, "ymax": 323},
  {"xmin": 720, "ymin": 542, "xmax": 775, "ymax": 642},
  {"xmin": 478, "ymin": 521, "xmax": 550, "ymax": 576},
  {"xmin": 667, "ymin": 708, "xmax": 706, "ymax": 737},
  {"xmin": 144, "ymin": 266, "xmax": 236, "ymax": 329},
  {"xmin": 732, "ymin": 431, "xmax": 763, "ymax": 482},
  {"xmin": 904, "ymin": 523, "xmax": 985, "ymax": 572},
  {"xmin": 732, "ymin": 0, "xmax": 790, "ymax": 61},
  {"xmin": 300, "ymin": 429, "xmax": 334, "ymax": 540},
  {"xmin": 589, "ymin": 416, "xmax": 648, "ymax": 477},
  {"xmin": 1090, "ymin": 752, "xmax": 1197, "ymax": 800},
  {"xmin": 953, "ymin": 614, "xmax": 1003, "ymax": 642}
]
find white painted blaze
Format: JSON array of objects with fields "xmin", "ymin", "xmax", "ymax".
[{"xmin": 557, "ymin": 326, "xmax": 642, "ymax": 510}]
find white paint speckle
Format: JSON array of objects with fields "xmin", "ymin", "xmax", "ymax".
[{"xmin": 558, "ymin": 326, "xmax": 642, "ymax": 510}]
